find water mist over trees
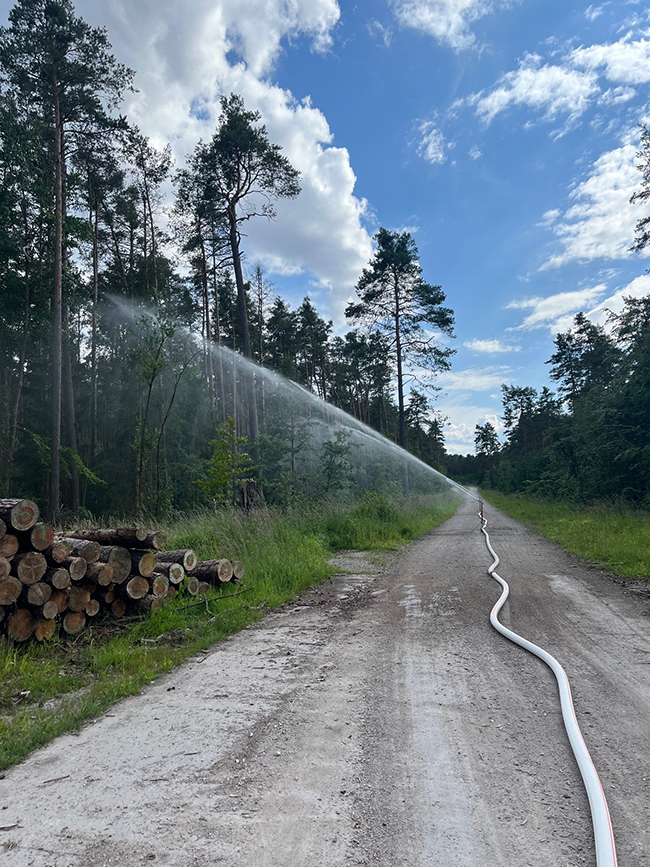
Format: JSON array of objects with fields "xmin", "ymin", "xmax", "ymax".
[{"xmin": 0, "ymin": 0, "xmax": 454, "ymax": 519}]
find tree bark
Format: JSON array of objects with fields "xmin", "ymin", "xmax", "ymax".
[
  {"xmin": 228, "ymin": 206, "xmax": 258, "ymax": 443},
  {"xmin": 67, "ymin": 528, "xmax": 166, "ymax": 550},
  {"xmin": 63, "ymin": 307, "xmax": 80, "ymax": 511},
  {"xmin": 155, "ymin": 549, "xmax": 198, "ymax": 572},
  {"xmin": 50, "ymin": 66, "xmax": 64, "ymax": 521}
]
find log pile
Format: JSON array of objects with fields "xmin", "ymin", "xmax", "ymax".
[{"xmin": 0, "ymin": 499, "xmax": 246, "ymax": 644}]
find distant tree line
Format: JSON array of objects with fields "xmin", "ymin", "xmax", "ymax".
[
  {"xmin": 449, "ymin": 298, "xmax": 650, "ymax": 507},
  {"xmin": 0, "ymin": 0, "xmax": 454, "ymax": 518}
]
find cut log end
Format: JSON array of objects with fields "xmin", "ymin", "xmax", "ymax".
[
  {"xmin": 14, "ymin": 551, "xmax": 47, "ymax": 585},
  {"xmin": 85, "ymin": 599, "xmax": 101, "ymax": 617},
  {"xmin": 0, "ymin": 534, "xmax": 19, "ymax": 560},
  {"xmin": 46, "ymin": 541, "xmax": 73, "ymax": 564},
  {"xmin": 7, "ymin": 608, "xmax": 37, "ymax": 642},
  {"xmin": 125, "ymin": 575, "xmax": 149, "ymax": 600},
  {"xmin": 0, "ymin": 576, "xmax": 23, "ymax": 605},
  {"xmin": 0, "ymin": 556, "xmax": 10, "ymax": 581},
  {"xmin": 34, "ymin": 618, "xmax": 56, "ymax": 642},
  {"xmin": 62, "ymin": 611, "xmax": 86, "ymax": 636},
  {"xmin": 56, "ymin": 538, "xmax": 101, "ymax": 564},
  {"xmin": 26, "ymin": 582, "xmax": 52, "ymax": 607},
  {"xmin": 46, "ymin": 567, "xmax": 71, "ymax": 590},
  {"xmin": 19, "ymin": 523, "xmax": 53, "ymax": 552},
  {"xmin": 100, "ymin": 546, "xmax": 131, "ymax": 583},
  {"xmin": 131, "ymin": 551, "xmax": 155, "ymax": 577},
  {"xmin": 0, "ymin": 499, "xmax": 39, "ymax": 532},
  {"xmin": 41, "ymin": 599, "xmax": 60, "ymax": 620},
  {"xmin": 111, "ymin": 599, "xmax": 127, "ymax": 617}
]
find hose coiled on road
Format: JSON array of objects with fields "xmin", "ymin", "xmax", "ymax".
[{"xmin": 479, "ymin": 500, "xmax": 617, "ymax": 867}]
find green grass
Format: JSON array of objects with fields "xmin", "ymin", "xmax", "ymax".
[
  {"xmin": 0, "ymin": 493, "xmax": 459, "ymax": 771},
  {"xmin": 482, "ymin": 490, "xmax": 650, "ymax": 580}
]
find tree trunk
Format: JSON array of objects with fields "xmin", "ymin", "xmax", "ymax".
[
  {"xmin": 155, "ymin": 549, "xmax": 197, "ymax": 572},
  {"xmin": 5, "ymin": 243, "xmax": 30, "ymax": 491},
  {"xmin": 198, "ymin": 218, "xmax": 215, "ymax": 407},
  {"xmin": 153, "ymin": 561, "xmax": 185, "ymax": 585},
  {"xmin": 190, "ymin": 558, "xmax": 233, "ymax": 583},
  {"xmin": 63, "ymin": 307, "xmax": 80, "ymax": 511},
  {"xmin": 90, "ymin": 200, "xmax": 100, "ymax": 467},
  {"xmin": 394, "ymin": 286, "xmax": 409, "ymax": 497},
  {"xmin": 56, "ymin": 537, "xmax": 100, "ymax": 563},
  {"xmin": 67, "ymin": 528, "xmax": 166, "ymax": 550},
  {"xmin": 228, "ymin": 207, "xmax": 258, "ymax": 444},
  {"xmin": 50, "ymin": 68, "xmax": 64, "ymax": 521},
  {"xmin": 99, "ymin": 546, "xmax": 131, "ymax": 583}
]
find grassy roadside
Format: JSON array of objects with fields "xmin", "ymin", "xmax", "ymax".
[
  {"xmin": 0, "ymin": 493, "xmax": 459, "ymax": 771},
  {"xmin": 482, "ymin": 490, "xmax": 650, "ymax": 580}
]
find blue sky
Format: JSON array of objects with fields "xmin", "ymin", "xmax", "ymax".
[{"xmin": 4, "ymin": 0, "xmax": 650, "ymax": 452}]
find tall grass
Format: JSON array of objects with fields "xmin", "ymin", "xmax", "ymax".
[
  {"xmin": 0, "ymin": 493, "xmax": 459, "ymax": 771},
  {"xmin": 483, "ymin": 491, "xmax": 650, "ymax": 580}
]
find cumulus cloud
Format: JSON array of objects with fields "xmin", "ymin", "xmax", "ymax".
[
  {"xmin": 468, "ymin": 144, "xmax": 482, "ymax": 160},
  {"xmin": 464, "ymin": 338, "xmax": 521, "ymax": 353},
  {"xmin": 416, "ymin": 122, "xmax": 448, "ymax": 164},
  {"xmin": 74, "ymin": 0, "xmax": 373, "ymax": 323},
  {"xmin": 543, "ymin": 142, "xmax": 648, "ymax": 268},
  {"xmin": 583, "ymin": 273, "xmax": 650, "ymax": 326},
  {"xmin": 471, "ymin": 53, "xmax": 599, "ymax": 125},
  {"xmin": 439, "ymin": 405, "xmax": 505, "ymax": 453},
  {"xmin": 459, "ymin": 35, "xmax": 650, "ymax": 130},
  {"xmin": 391, "ymin": 0, "xmax": 509, "ymax": 51},
  {"xmin": 506, "ymin": 286, "xmax": 607, "ymax": 331},
  {"xmin": 570, "ymin": 36, "xmax": 650, "ymax": 85}
]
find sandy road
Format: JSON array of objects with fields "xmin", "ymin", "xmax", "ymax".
[{"xmin": 1, "ymin": 495, "xmax": 650, "ymax": 866}]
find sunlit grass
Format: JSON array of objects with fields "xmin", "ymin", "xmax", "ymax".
[
  {"xmin": 0, "ymin": 493, "xmax": 460, "ymax": 770},
  {"xmin": 482, "ymin": 491, "xmax": 650, "ymax": 580}
]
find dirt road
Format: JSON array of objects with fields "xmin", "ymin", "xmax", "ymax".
[{"xmin": 1, "ymin": 495, "xmax": 649, "ymax": 866}]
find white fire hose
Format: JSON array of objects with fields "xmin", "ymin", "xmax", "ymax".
[{"xmin": 478, "ymin": 498, "xmax": 617, "ymax": 867}]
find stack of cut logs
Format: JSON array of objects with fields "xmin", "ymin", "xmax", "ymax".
[{"xmin": 0, "ymin": 498, "xmax": 245, "ymax": 643}]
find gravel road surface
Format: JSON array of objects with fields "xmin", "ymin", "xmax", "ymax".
[{"xmin": 1, "ymin": 495, "xmax": 649, "ymax": 866}]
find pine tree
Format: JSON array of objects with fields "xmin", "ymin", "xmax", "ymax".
[{"xmin": 346, "ymin": 228, "xmax": 454, "ymax": 455}]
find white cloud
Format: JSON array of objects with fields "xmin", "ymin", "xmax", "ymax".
[
  {"xmin": 438, "ymin": 365, "xmax": 512, "ymax": 390},
  {"xmin": 570, "ymin": 36, "xmax": 650, "ymax": 85},
  {"xmin": 367, "ymin": 20, "xmax": 393, "ymax": 47},
  {"xmin": 584, "ymin": 273, "xmax": 650, "ymax": 325},
  {"xmin": 539, "ymin": 208, "xmax": 560, "ymax": 226},
  {"xmin": 584, "ymin": 4, "xmax": 607, "ymax": 22},
  {"xmin": 392, "ymin": 0, "xmax": 508, "ymax": 51},
  {"xmin": 506, "ymin": 285, "xmax": 607, "ymax": 331},
  {"xmin": 440, "ymin": 404, "xmax": 505, "ymax": 453},
  {"xmin": 597, "ymin": 85, "xmax": 636, "ymax": 105},
  {"xmin": 416, "ymin": 122, "xmax": 448, "ymax": 164},
  {"xmin": 464, "ymin": 338, "xmax": 521, "ymax": 353},
  {"xmin": 543, "ymin": 141, "xmax": 649, "ymax": 268},
  {"xmin": 468, "ymin": 144, "xmax": 482, "ymax": 160},
  {"xmin": 472, "ymin": 54, "xmax": 599, "ymax": 125},
  {"xmin": 74, "ymin": 0, "xmax": 373, "ymax": 324}
]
